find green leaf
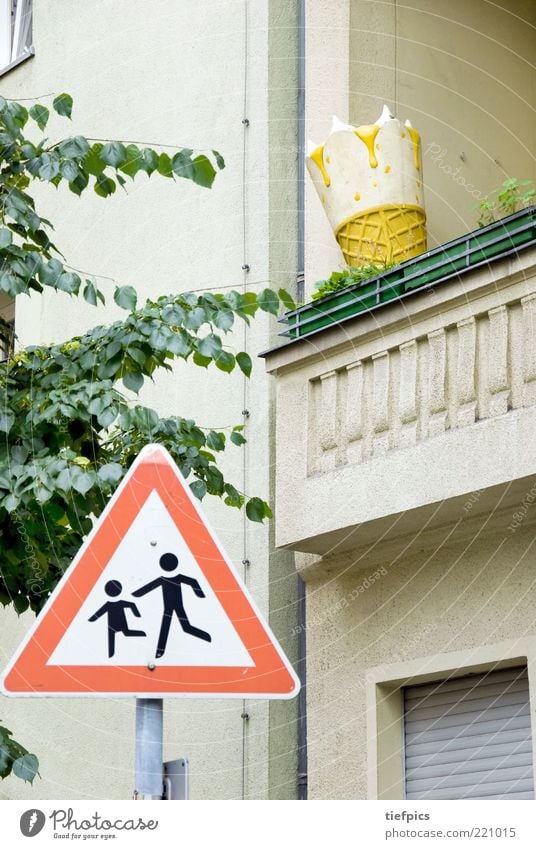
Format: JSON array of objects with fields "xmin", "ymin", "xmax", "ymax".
[
  {"xmin": 13, "ymin": 595, "xmax": 29, "ymax": 614},
  {"xmin": 230, "ymin": 430, "xmax": 247, "ymax": 446},
  {"xmin": 71, "ymin": 469, "xmax": 95, "ymax": 495},
  {"xmin": 58, "ymin": 136, "xmax": 89, "ymax": 158},
  {"xmin": 94, "ymin": 175, "xmax": 116, "ymax": 197},
  {"xmin": 39, "ymin": 258, "xmax": 62, "ymax": 285},
  {"xmin": 257, "ymin": 288, "xmax": 280, "ymax": 315},
  {"xmin": 214, "ymin": 350, "xmax": 235, "ymax": 373},
  {"xmin": 114, "ymin": 285, "xmax": 137, "ymax": 311},
  {"xmin": 0, "ymin": 411, "xmax": 15, "ymax": 433},
  {"xmin": 197, "ymin": 333, "xmax": 222, "ymax": 359},
  {"xmin": 278, "ymin": 287, "xmax": 296, "ymax": 311},
  {"xmin": 0, "ymin": 228, "xmax": 12, "ymax": 249},
  {"xmin": 97, "ymin": 463, "xmax": 124, "ymax": 485},
  {"xmin": 236, "ymin": 351, "xmax": 252, "ymax": 377},
  {"xmin": 192, "ymin": 154, "xmax": 216, "ymax": 188},
  {"xmin": 183, "ymin": 307, "xmax": 206, "ymax": 331},
  {"xmin": 60, "ymin": 159, "xmax": 80, "ymax": 182},
  {"xmin": 101, "ymin": 141, "xmax": 126, "ymax": 167},
  {"xmin": 69, "ymin": 171, "xmax": 89, "ymax": 196},
  {"xmin": 12, "ymin": 753, "xmax": 39, "ymax": 783},
  {"xmin": 193, "ymin": 351, "xmax": 211, "ymax": 368},
  {"xmin": 207, "ymin": 431, "xmax": 225, "ymax": 451},
  {"xmin": 56, "ymin": 468, "xmax": 72, "ymax": 492},
  {"xmin": 213, "ymin": 309, "xmax": 234, "ymax": 332},
  {"xmin": 190, "ymin": 479, "xmax": 207, "ymax": 500},
  {"xmin": 3, "ymin": 494, "xmax": 20, "ymax": 512},
  {"xmin": 157, "ymin": 152, "xmax": 174, "ymax": 178},
  {"xmin": 139, "ymin": 148, "xmax": 159, "ymax": 175},
  {"xmin": 223, "ymin": 483, "xmax": 244, "ymax": 508},
  {"xmin": 246, "ymin": 497, "xmax": 272, "ymax": 522},
  {"xmin": 38, "ymin": 153, "xmax": 60, "ymax": 180},
  {"xmin": 119, "ymin": 145, "xmax": 142, "ymax": 178},
  {"xmin": 29, "ymin": 104, "xmax": 49, "ymax": 131},
  {"xmin": 213, "ymin": 150, "xmax": 225, "ymax": 170},
  {"xmin": 56, "ymin": 271, "xmax": 80, "ymax": 294},
  {"xmin": 131, "ymin": 406, "xmax": 159, "ymax": 432},
  {"xmin": 123, "ymin": 371, "xmax": 144, "ymax": 393},
  {"xmin": 97, "ymin": 406, "xmax": 119, "ymax": 428},
  {"xmin": 171, "ymin": 149, "xmax": 194, "ymax": 180},
  {"xmin": 166, "ymin": 332, "xmax": 191, "ymax": 356},
  {"xmin": 84, "ymin": 144, "xmax": 106, "ymax": 176},
  {"xmin": 53, "ymin": 93, "xmax": 73, "ymax": 118},
  {"xmin": 83, "ymin": 280, "xmax": 98, "ymax": 306}
]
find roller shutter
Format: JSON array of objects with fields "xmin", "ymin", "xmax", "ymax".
[{"xmin": 404, "ymin": 666, "xmax": 534, "ymax": 800}]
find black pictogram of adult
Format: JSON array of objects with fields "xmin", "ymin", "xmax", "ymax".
[
  {"xmin": 132, "ymin": 552, "xmax": 212, "ymax": 658},
  {"xmin": 88, "ymin": 580, "xmax": 146, "ymax": 658}
]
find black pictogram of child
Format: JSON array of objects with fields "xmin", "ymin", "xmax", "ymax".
[
  {"xmin": 88, "ymin": 580, "xmax": 146, "ymax": 658},
  {"xmin": 132, "ymin": 552, "xmax": 211, "ymax": 658}
]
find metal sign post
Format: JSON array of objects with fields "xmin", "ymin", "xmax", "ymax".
[{"xmin": 134, "ymin": 698, "xmax": 163, "ymax": 800}]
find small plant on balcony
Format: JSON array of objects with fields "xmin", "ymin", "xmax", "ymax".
[
  {"xmin": 312, "ymin": 262, "xmax": 396, "ymax": 301},
  {"xmin": 475, "ymin": 178, "xmax": 535, "ymax": 227}
]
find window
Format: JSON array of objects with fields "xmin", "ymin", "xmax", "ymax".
[
  {"xmin": 0, "ymin": 0, "xmax": 33, "ymax": 74},
  {"xmin": 404, "ymin": 667, "xmax": 534, "ymax": 800}
]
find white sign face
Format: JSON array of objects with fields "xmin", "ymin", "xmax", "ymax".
[{"xmin": 48, "ymin": 491, "xmax": 254, "ymax": 668}]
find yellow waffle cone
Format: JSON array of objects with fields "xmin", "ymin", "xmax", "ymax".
[{"xmin": 335, "ymin": 204, "xmax": 427, "ymax": 267}]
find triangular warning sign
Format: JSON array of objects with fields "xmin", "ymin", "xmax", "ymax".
[{"xmin": 1, "ymin": 445, "xmax": 300, "ymax": 699}]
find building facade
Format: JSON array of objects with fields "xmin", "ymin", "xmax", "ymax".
[
  {"xmin": 265, "ymin": 0, "xmax": 536, "ymax": 800},
  {"xmin": 1, "ymin": 0, "xmax": 535, "ymax": 803},
  {"xmin": 0, "ymin": 0, "xmax": 300, "ymax": 800}
]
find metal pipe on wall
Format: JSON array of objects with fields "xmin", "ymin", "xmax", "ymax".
[{"xmin": 297, "ymin": 0, "xmax": 308, "ymax": 802}]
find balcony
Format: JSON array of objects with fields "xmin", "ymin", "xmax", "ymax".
[{"xmin": 263, "ymin": 213, "xmax": 536, "ymax": 568}]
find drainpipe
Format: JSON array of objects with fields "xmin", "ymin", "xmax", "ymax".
[
  {"xmin": 297, "ymin": 0, "xmax": 305, "ymax": 304},
  {"xmin": 296, "ymin": 0, "xmax": 308, "ymax": 802}
]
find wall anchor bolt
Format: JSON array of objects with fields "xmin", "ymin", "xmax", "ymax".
[
  {"xmin": 147, "ymin": 663, "xmax": 156, "ymax": 672},
  {"xmin": 242, "ymin": 559, "xmax": 251, "ymax": 568},
  {"xmin": 242, "ymin": 118, "xmax": 250, "ymax": 126},
  {"xmin": 242, "ymin": 263, "xmax": 250, "ymax": 272},
  {"xmin": 241, "ymin": 712, "xmax": 250, "ymax": 721},
  {"xmin": 242, "ymin": 409, "xmax": 250, "ymax": 418}
]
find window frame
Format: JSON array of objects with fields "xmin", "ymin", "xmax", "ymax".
[
  {"xmin": 366, "ymin": 640, "xmax": 536, "ymax": 799},
  {"xmin": 0, "ymin": 0, "xmax": 34, "ymax": 77}
]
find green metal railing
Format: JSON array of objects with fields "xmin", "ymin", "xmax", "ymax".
[{"xmin": 279, "ymin": 206, "xmax": 536, "ymax": 341}]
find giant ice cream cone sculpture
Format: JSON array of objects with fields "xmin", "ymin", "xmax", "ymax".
[{"xmin": 306, "ymin": 106, "xmax": 427, "ymax": 267}]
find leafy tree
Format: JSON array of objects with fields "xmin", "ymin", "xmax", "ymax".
[{"xmin": 0, "ymin": 93, "xmax": 294, "ymax": 783}]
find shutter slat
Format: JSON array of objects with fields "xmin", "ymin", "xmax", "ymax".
[
  {"xmin": 406, "ymin": 740, "xmax": 533, "ymax": 769},
  {"xmin": 405, "ymin": 690, "xmax": 529, "ymax": 722},
  {"xmin": 404, "ymin": 714, "xmax": 530, "ymax": 744},
  {"xmin": 405, "ymin": 668, "xmax": 528, "ymax": 700},
  {"xmin": 406, "ymin": 779, "xmax": 535, "ymax": 800},
  {"xmin": 406, "ymin": 752, "xmax": 533, "ymax": 780},
  {"xmin": 405, "ymin": 677, "xmax": 529, "ymax": 710},
  {"xmin": 404, "ymin": 667, "xmax": 534, "ymax": 800},
  {"xmin": 405, "ymin": 702, "xmax": 530, "ymax": 733},
  {"xmin": 406, "ymin": 728, "xmax": 532, "ymax": 758}
]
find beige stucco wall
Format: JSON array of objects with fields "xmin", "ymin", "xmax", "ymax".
[
  {"xmin": 303, "ymin": 517, "xmax": 536, "ymax": 799},
  {"xmin": 350, "ymin": 0, "xmax": 536, "ymax": 250},
  {"xmin": 0, "ymin": 0, "xmax": 299, "ymax": 800},
  {"xmin": 305, "ymin": 0, "xmax": 535, "ymax": 288}
]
